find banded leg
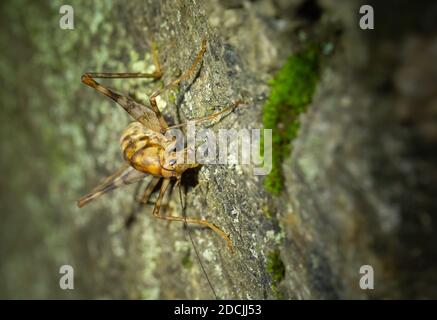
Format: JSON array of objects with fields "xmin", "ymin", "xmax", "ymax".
[
  {"xmin": 149, "ymin": 39, "xmax": 207, "ymax": 132},
  {"xmin": 153, "ymin": 178, "xmax": 234, "ymax": 253},
  {"xmin": 81, "ymin": 43, "xmax": 167, "ymax": 132}
]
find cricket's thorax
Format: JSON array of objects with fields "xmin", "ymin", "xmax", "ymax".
[{"xmin": 120, "ymin": 122, "xmax": 177, "ymax": 178}]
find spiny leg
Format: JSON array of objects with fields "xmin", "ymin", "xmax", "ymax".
[
  {"xmin": 153, "ymin": 178, "xmax": 234, "ymax": 253},
  {"xmin": 125, "ymin": 177, "xmax": 161, "ymax": 228},
  {"xmin": 165, "ymin": 100, "xmax": 244, "ymax": 131},
  {"xmin": 149, "ymin": 39, "xmax": 207, "ymax": 133}
]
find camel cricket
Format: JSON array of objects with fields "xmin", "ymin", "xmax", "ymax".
[{"xmin": 77, "ymin": 39, "xmax": 238, "ymax": 252}]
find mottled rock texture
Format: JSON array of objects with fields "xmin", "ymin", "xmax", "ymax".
[{"xmin": 0, "ymin": 0, "xmax": 436, "ymax": 299}]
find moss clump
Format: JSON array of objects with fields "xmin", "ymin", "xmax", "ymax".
[
  {"xmin": 266, "ymin": 250, "xmax": 286, "ymax": 299},
  {"xmin": 262, "ymin": 46, "xmax": 320, "ymax": 194}
]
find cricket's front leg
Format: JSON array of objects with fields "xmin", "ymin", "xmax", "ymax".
[
  {"xmin": 165, "ymin": 100, "xmax": 245, "ymax": 131},
  {"xmin": 148, "ymin": 39, "xmax": 207, "ymax": 133}
]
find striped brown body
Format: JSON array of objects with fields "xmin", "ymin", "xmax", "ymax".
[{"xmin": 120, "ymin": 121, "xmax": 197, "ymax": 179}]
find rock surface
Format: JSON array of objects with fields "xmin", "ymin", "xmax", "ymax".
[{"xmin": 0, "ymin": 0, "xmax": 436, "ymax": 299}]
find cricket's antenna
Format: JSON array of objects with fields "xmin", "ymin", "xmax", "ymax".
[{"xmin": 178, "ymin": 181, "xmax": 218, "ymax": 300}]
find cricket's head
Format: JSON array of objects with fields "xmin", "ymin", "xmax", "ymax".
[{"xmin": 162, "ymin": 149, "xmax": 200, "ymax": 177}]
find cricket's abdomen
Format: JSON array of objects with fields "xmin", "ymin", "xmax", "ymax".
[{"xmin": 120, "ymin": 122, "xmax": 174, "ymax": 178}]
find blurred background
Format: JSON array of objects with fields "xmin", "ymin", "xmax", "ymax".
[{"xmin": 0, "ymin": 0, "xmax": 436, "ymax": 299}]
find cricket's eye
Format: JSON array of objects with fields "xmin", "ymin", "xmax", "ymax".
[{"xmin": 168, "ymin": 159, "xmax": 176, "ymax": 166}]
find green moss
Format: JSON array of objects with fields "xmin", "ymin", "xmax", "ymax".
[
  {"xmin": 262, "ymin": 46, "xmax": 320, "ymax": 194},
  {"xmin": 266, "ymin": 250, "xmax": 286, "ymax": 299}
]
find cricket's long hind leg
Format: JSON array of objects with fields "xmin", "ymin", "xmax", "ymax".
[
  {"xmin": 152, "ymin": 178, "xmax": 234, "ymax": 253},
  {"xmin": 124, "ymin": 177, "xmax": 161, "ymax": 228},
  {"xmin": 80, "ymin": 72, "xmax": 165, "ymax": 133},
  {"xmin": 80, "ymin": 42, "xmax": 167, "ymax": 132},
  {"xmin": 77, "ymin": 164, "xmax": 146, "ymax": 208}
]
